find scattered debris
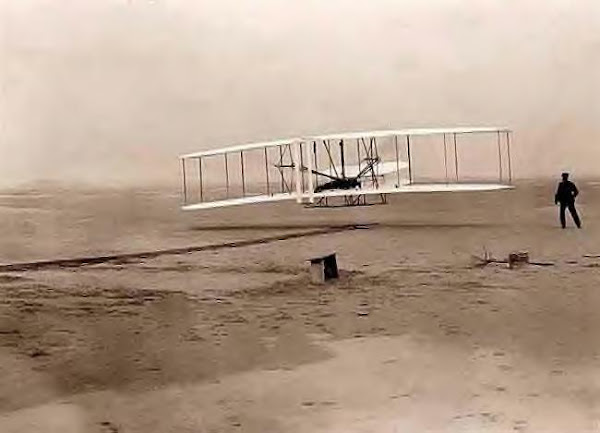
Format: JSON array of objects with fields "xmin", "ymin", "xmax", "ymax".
[
  {"xmin": 471, "ymin": 248, "xmax": 554, "ymax": 268},
  {"xmin": 508, "ymin": 252, "xmax": 529, "ymax": 269},
  {"xmin": 471, "ymin": 247, "xmax": 498, "ymax": 268}
]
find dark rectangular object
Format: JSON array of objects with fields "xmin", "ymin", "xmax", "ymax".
[{"xmin": 309, "ymin": 253, "xmax": 339, "ymax": 283}]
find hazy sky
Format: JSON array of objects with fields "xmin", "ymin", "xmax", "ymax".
[{"xmin": 1, "ymin": 0, "xmax": 599, "ymax": 188}]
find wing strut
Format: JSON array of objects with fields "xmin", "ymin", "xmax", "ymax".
[
  {"xmin": 506, "ymin": 131, "xmax": 512, "ymax": 183},
  {"xmin": 181, "ymin": 158, "xmax": 187, "ymax": 204},
  {"xmin": 497, "ymin": 131, "xmax": 503, "ymax": 182},
  {"xmin": 453, "ymin": 133, "xmax": 459, "ymax": 182},
  {"xmin": 394, "ymin": 135, "xmax": 400, "ymax": 187},
  {"xmin": 240, "ymin": 151, "xmax": 246, "ymax": 196},
  {"xmin": 264, "ymin": 148, "xmax": 270, "ymax": 196},
  {"xmin": 225, "ymin": 153, "xmax": 230, "ymax": 198},
  {"xmin": 407, "ymin": 136, "xmax": 413, "ymax": 184},
  {"xmin": 292, "ymin": 140, "xmax": 303, "ymax": 203},
  {"xmin": 279, "ymin": 146, "xmax": 285, "ymax": 193},
  {"xmin": 443, "ymin": 134, "xmax": 448, "ymax": 183},
  {"xmin": 340, "ymin": 140, "xmax": 346, "ymax": 178},
  {"xmin": 198, "ymin": 157, "xmax": 203, "ymax": 202},
  {"xmin": 306, "ymin": 141, "xmax": 314, "ymax": 203}
]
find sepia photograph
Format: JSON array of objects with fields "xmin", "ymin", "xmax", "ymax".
[{"xmin": 1, "ymin": 1, "xmax": 599, "ymax": 432}]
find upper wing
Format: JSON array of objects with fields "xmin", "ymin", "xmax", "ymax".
[{"xmin": 180, "ymin": 138, "xmax": 299, "ymax": 159}]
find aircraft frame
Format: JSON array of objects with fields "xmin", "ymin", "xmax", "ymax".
[{"xmin": 179, "ymin": 127, "xmax": 513, "ymax": 210}]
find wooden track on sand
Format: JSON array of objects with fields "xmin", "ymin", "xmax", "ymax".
[{"xmin": 0, "ymin": 224, "xmax": 374, "ymax": 272}]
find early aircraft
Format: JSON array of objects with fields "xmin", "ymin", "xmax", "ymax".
[{"xmin": 179, "ymin": 127, "xmax": 513, "ymax": 210}]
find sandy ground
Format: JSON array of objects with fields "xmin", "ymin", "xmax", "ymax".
[{"xmin": 2, "ymin": 180, "xmax": 600, "ymax": 432}]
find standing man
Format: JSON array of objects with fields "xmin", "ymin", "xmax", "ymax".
[{"xmin": 555, "ymin": 172, "xmax": 582, "ymax": 229}]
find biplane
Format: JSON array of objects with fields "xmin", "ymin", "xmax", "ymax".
[{"xmin": 179, "ymin": 127, "xmax": 513, "ymax": 210}]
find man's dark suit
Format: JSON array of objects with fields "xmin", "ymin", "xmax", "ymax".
[{"xmin": 555, "ymin": 180, "xmax": 581, "ymax": 228}]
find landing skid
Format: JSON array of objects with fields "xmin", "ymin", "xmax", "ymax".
[{"xmin": 304, "ymin": 193, "xmax": 388, "ymax": 208}]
